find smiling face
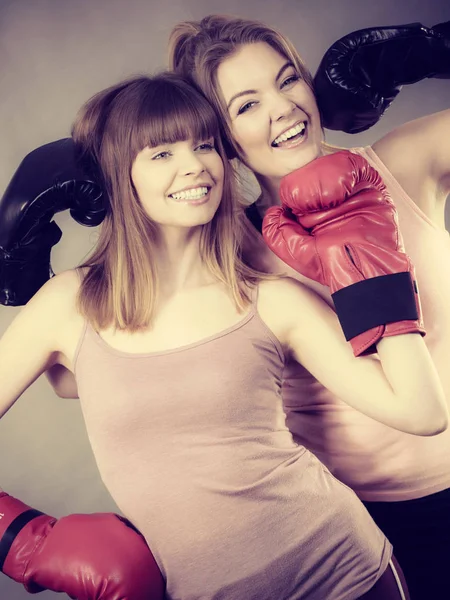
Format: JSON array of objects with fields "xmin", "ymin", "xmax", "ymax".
[
  {"xmin": 216, "ymin": 42, "xmax": 323, "ymax": 187},
  {"xmin": 131, "ymin": 137, "xmax": 224, "ymax": 229}
]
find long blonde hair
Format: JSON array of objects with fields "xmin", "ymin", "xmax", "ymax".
[
  {"xmin": 168, "ymin": 14, "xmax": 337, "ymax": 161},
  {"xmin": 72, "ymin": 73, "xmax": 270, "ymax": 332}
]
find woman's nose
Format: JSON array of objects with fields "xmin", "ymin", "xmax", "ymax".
[
  {"xmin": 271, "ymin": 92, "xmax": 296, "ymax": 122},
  {"xmin": 181, "ymin": 152, "xmax": 205, "ymax": 176}
]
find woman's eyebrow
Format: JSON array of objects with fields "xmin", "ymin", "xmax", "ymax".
[
  {"xmin": 275, "ymin": 62, "xmax": 295, "ymax": 81},
  {"xmin": 226, "ymin": 62, "xmax": 294, "ymax": 111},
  {"xmin": 226, "ymin": 88, "xmax": 257, "ymax": 111}
]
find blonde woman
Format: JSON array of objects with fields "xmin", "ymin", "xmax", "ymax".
[{"xmin": 168, "ymin": 14, "xmax": 450, "ymax": 600}]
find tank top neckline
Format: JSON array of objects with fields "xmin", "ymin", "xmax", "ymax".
[{"xmin": 87, "ymin": 303, "xmax": 258, "ymax": 359}]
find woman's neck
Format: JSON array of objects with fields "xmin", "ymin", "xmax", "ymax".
[
  {"xmin": 253, "ymin": 142, "xmax": 330, "ymax": 214},
  {"xmin": 155, "ymin": 227, "xmax": 216, "ymax": 295},
  {"xmin": 255, "ymin": 177, "xmax": 281, "ymax": 217}
]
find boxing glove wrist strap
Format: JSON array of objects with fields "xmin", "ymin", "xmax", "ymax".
[
  {"xmin": 331, "ymin": 271, "xmax": 419, "ymax": 341},
  {"xmin": 0, "ymin": 509, "xmax": 44, "ymax": 570}
]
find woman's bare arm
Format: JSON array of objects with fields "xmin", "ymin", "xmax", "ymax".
[
  {"xmin": 259, "ymin": 277, "xmax": 448, "ymax": 436},
  {"xmin": 372, "ymin": 109, "xmax": 450, "ymax": 225},
  {"xmin": 0, "ymin": 271, "xmax": 78, "ymax": 418}
]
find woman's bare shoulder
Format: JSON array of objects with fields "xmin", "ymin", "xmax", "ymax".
[
  {"xmin": 35, "ymin": 269, "xmax": 83, "ymax": 311},
  {"xmin": 370, "ymin": 110, "xmax": 450, "ymax": 224},
  {"xmin": 257, "ymin": 276, "xmax": 330, "ymax": 343},
  {"xmin": 27, "ymin": 269, "xmax": 87, "ymax": 368},
  {"xmin": 372, "ymin": 110, "xmax": 450, "ymax": 182},
  {"xmin": 258, "ymin": 275, "xmax": 320, "ymax": 300},
  {"xmin": 17, "ymin": 269, "xmax": 85, "ymax": 344}
]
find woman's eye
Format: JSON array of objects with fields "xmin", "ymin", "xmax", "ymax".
[
  {"xmin": 281, "ymin": 74, "xmax": 300, "ymax": 89},
  {"xmin": 152, "ymin": 151, "xmax": 171, "ymax": 160},
  {"xmin": 195, "ymin": 141, "xmax": 215, "ymax": 152},
  {"xmin": 237, "ymin": 101, "xmax": 257, "ymax": 115}
]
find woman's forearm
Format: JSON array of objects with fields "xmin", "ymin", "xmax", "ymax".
[{"xmin": 376, "ymin": 333, "xmax": 448, "ymax": 435}]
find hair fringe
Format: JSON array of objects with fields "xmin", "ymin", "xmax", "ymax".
[{"xmin": 73, "ymin": 74, "xmax": 273, "ymax": 332}]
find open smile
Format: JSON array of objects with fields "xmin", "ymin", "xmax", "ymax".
[
  {"xmin": 169, "ymin": 186, "xmax": 212, "ymax": 205},
  {"xmin": 271, "ymin": 121, "xmax": 307, "ymax": 148}
]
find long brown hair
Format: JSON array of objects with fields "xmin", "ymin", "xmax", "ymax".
[
  {"xmin": 72, "ymin": 73, "xmax": 270, "ymax": 331},
  {"xmin": 168, "ymin": 15, "xmax": 321, "ymax": 161}
]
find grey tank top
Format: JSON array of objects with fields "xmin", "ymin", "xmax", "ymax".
[{"xmin": 74, "ymin": 288, "xmax": 391, "ymax": 600}]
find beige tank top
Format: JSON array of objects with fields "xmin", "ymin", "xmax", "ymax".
[{"xmin": 73, "ymin": 288, "xmax": 391, "ymax": 600}]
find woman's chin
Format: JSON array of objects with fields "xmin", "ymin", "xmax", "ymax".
[
  {"xmin": 254, "ymin": 145, "xmax": 323, "ymax": 194},
  {"xmin": 279, "ymin": 149, "xmax": 321, "ymax": 177}
]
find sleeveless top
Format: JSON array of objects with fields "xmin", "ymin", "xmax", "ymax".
[
  {"xmin": 280, "ymin": 146, "xmax": 450, "ymax": 502},
  {"xmin": 73, "ymin": 289, "xmax": 391, "ymax": 600}
]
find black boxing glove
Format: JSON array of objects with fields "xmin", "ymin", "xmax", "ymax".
[
  {"xmin": 314, "ymin": 21, "xmax": 450, "ymax": 133},
  {"xmin": 0, "ymin": 138, "xmax": 105, "ymax": 306}
]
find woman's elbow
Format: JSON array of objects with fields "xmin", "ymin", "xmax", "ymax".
[
  {"xmin": 425, "ymin": 414, "xmax": 449, "ymax": 436},
  {"xmin": 411, "ymin": 411, "xmax": 449, "ymax": 437}
]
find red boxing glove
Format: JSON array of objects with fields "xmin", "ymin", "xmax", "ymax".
[
  {"xmin": 0, "ymin": 492, "xmax": 165, "ymax": 599},
  {"xmin": 262, "ymin": 150, "xmax": 425, "ymax": 356}
]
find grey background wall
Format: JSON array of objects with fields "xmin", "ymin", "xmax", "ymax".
[{"xmin": 1, "ymin": 0, "xmax": 449, "ymax": 597}]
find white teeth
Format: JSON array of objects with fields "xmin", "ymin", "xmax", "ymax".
[
  {"xmin": 170, "ymin": 186, "xmax": 209, "ymax": 200},
  {"xmin": 273, "ymin": 122, "xmax": 306, "ymax": 146}
]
